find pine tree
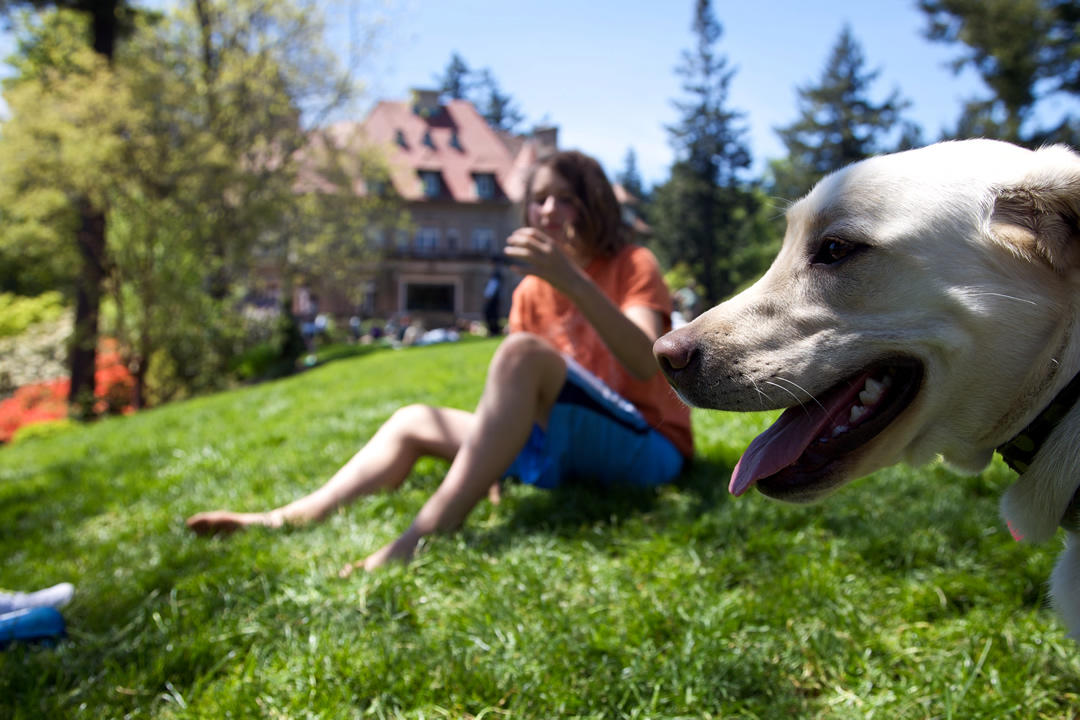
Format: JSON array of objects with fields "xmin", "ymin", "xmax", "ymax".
[
  {"xmin": 435, "ymin": 52, "xmax": 472, "ymax": 100},
  {"xmin": 651, "ymin": 0, "xmax": 752, "ymax": 304},
  {"xmin": 431, "ymin": 53, "xmax": 524, "ymax": 133},
  {"xmin": 474, "ymin": 69, "xmax": 524, "ymax": 133},
  {"xmin": 616, "ymin": 148, "xmax": 646, "ymax": 200},
  {"xmin": 920, "ymin": 0, "xmax": 1080, "ymax": 145},
  {"xmin": 772, "ymin": 25, "xmax": 914, "ymax": 202}
]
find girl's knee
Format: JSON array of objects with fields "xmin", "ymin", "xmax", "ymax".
[
  {"xmin": 387, "ymin": 403, "xmax": 435, "ymax": 431},
  {"xmin": 488, "ymin": 333, "xmax": 567, "ymax": 396},
  {"xmin": 492, "ymin": 332, "xmax": 559, "ymax": 369}
]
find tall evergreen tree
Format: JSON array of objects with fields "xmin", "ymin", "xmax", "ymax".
[
  {"xmin": 771, "ymin": 25, "xmax": 915, "ymax": 202},
  {"xmin": 474, "ymin": 68, "xmax": 524, "ymax": 133},
  {"xmin": 430, "ymin": 53, "xmax": 524, "ymax": 133},
  {"xmin": 920, "ymin": 0, "xmax": 1080, "ymax": 145},
  {"xmin": 434, "ymin": 51, "xmax": 471, "ymax": 100},
  {"xmin": 616, "ymin": 147, "xmax": 646, "ymax": 200},
  {"xmin": 651, "ymin": 0, "xmax": 752, "ymax": 304}
]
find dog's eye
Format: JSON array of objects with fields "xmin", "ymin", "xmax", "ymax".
[{"xmin": 811, "ymin": 237, "xmax": 861, "ymax": 265}]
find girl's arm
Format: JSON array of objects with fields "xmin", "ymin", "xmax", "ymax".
[{"xmin": 504, "ymin": 228, "xmax": 664, "ymax": 381}]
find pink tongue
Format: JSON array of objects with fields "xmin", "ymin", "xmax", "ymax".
[{"xmin": 728, "ymin": 376, "xmax": 867, "ymax": 496}]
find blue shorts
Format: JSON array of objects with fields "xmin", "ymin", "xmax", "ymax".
[{"xmin": 503, "ymin": 357, "xmax": 685, "ymax": 490}]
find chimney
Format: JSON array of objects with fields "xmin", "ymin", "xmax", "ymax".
[
  {"xmin": 531, "ymin": 125, "xmax": 558, "ymax": 157},
  {"xmin": 411, "ymin": 88, "xmax": 441, "ymax": 118}
]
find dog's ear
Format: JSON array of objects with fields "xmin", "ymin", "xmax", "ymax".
[{"xmin": 990, "ymin": 144, "xmax": 1080, "ymax": 272}]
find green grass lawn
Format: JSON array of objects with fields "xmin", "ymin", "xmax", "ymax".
[{"xmin": 2, "ymin": 338, "xmax": 1078, "ymax": 719}]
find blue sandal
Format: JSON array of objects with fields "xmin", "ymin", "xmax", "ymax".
[{"xmin": 0, "ymin": 607, "xmax": 66, "ymax": 650}]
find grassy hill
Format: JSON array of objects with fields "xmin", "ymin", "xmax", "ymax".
[{"xmin": 1, "ymin": 338, "xmax": 1077, "ymax": 718}]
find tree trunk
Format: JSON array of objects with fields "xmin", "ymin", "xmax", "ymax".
[
  {"xmin": 69, "ymin": 202, "xmax": 106, "ymax": 420},
  {"xmin": 67, "ymin": 0, "xmax": 120, "ymax": 419}
]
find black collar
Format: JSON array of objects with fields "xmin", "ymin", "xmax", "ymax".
[{"xmin": 996, "ymin": 369, "xmax": 1080, "ymax": 531}]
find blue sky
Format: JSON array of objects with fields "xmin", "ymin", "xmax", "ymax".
[
  {"xmin": 353, "ymin": 0, "xmax": 1000, "ymax": 184},
  {"xmin": 4, "ymin": 1, "xmax": 1076, "ymax": 186}
]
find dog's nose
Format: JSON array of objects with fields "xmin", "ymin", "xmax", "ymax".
[{"xmin": 653, "ymin": 334, "xmax": 697, "ymax": 377}]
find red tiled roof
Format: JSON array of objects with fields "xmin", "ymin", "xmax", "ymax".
[{"xmin": 350, "ymin": 98, "xmax": 527, "ymax": 202}]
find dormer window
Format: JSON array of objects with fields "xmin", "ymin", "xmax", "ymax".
[
  {"xmin": 395, "ymin": 129, "xmax": 407, "ymax": 147},
  {"xmin": 422, "ymin": 130, "xmax": 435, "ymax": 149},
  {"xmin": 474, "ymin": 173, "xmax": 496, "ymax": 200},
  {"xmin": 419, "ymin": 170, "xmax": 442, "ymax": 198},
  {"xmin": 449, "ymin": 132, "xmax": 462, "ymax": 151}
]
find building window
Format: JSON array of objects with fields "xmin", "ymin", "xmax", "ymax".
[
  {"xmin": 474, "ymin": 173, "xmax": 496, "ymax": 200},
  {"xmin": 405, "ymin": 283, "xmax": 455, "ymax": 313},
  {"xmin": 471, "ymin": 228, "xmax": 495, "ymax": 253},
  {"xmin": 446, "ymin": 228, "xmax": 460, "ymax": 252},
  {"xmin": 419, "ymin": 171, "xmax": 442, "ymax": 198},
  {"xmin": 362, "ymin": 281, "xmax": 376, "ymax": 315},
  {"xmin": 395, "ymin": 129, "xmax": 407, "ymax": 148},
  {"xmin": 415, "ymin": 227, "xmax": 440, "ymax": 253},
  {"xmin": 422, "ymin": 130, "xmax": 435, "ymax": 149},
  {"xmin": 396, "ymin": 229, "xmax": 410, "ymax": 250}
]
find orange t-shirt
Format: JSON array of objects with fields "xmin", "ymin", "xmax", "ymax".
[{"xmin": 508, "ymin": 244, "xmax": 693, "ymax": 458}]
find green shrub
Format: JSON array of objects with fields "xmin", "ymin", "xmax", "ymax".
[
  {"xmin": 230, "ymin": 341, "xmax": 283, "ymax": 382},
  {"xmin": 0, "ymin": 291, "xmax": 67, "ymax": 338},
  {"xmin": 9, "ymin": 417, "xmax": 75, "ymax": 444}
]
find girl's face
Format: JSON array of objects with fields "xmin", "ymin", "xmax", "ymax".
[{"xmin": 527, "ymin": 165, "xmax": 585, "ymax": 254}]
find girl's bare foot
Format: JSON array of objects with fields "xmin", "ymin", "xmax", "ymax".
[
  {"xmin": 339, "ymin": 529, "xmax": 422, "ymax": 576},
  {"xmin": 186, "ymin": 510, "xmax": 284, "ymax": 536}
]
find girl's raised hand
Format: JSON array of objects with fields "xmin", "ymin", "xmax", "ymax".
[{"xmin": 503, "ymin": 227, "xmax": 583, "ymax": 293}]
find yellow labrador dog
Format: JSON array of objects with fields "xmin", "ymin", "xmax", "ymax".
[{"xmin": 654, "ymin": 139, "xmax": 1080, "ymax": 638}]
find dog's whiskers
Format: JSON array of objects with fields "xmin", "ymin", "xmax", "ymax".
[
  {"xmin": 749, "ymin": 379, "xmax": 770, "ymax": 409},
  {"xmin": 763, "ymin": 380, "xmax": 813, "ymax": 417},
  {"xmin": 771, "ymin": 376, "xmax": 827, "ymax": 413},
  {"xmin": 970, "ymin": 292, "xmax": 1038, "ymax": 306}
]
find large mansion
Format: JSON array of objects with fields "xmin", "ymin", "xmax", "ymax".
[{"xmin": 295, "ymin": 89, "xmax": 644, "ymax": 328}]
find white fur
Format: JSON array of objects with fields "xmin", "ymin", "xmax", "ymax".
[{"xmin": 659, "ymin": 139, "xmax": 1080, "ymax": 638}]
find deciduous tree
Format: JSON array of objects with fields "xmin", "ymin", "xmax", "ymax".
[
  {"xmin": 0, "ymin": 1, "xmax": 401, "ymax": 407},
  {"xmin": 0, "ymin": 0, "xmax": 141, "ymax": 418}
]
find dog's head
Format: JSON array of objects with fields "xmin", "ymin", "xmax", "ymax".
[{"xmin": 655, "ymin": 139, "xmax": 1080, "ymax": 502}]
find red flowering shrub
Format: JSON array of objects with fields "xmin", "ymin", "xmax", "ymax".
[
  {"xmin": 93, "ymin": 340, "xmax": 135, "ymax": 416},
  {"xmin": 0, "ymin": 379, "xmax": 68, "ymax": 443},
  {"xmin": 0, "ymin": 339, "xmax": 135, "ymax": 443}
]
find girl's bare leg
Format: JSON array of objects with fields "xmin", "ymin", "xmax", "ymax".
[
  {"xmin": 186, "ymin": 405, "xmax": 475, "ymax": 536},
  {"xmin": 355, "ymin": 333, "xmax": 567, "ymax": 572}
]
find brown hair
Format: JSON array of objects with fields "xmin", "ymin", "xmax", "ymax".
[{"xmin": 522, "ymin": 150, "xmax": 629, "ymax": 257}]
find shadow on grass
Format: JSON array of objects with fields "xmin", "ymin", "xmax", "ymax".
[
  {"xmin": 0, "ymin": 456, "xmax": 122, "ymax": 545},
  {"xmin": 672, "ymin": 454, "xmax": 736, "ymax": 512},
  {"xmin": 470, "ymin": 455, "xmax": 737, "ymax": 557}
]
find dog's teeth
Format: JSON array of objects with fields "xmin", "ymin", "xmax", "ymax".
[
  {"xmin": 860, "ymin": 378, "xmax": 884, "ymax": 405},
  {"xmin": 832, "ymin": 425, "xmax": 849, "ymax": 437},
  {"xmin": 850, "ymin": 405, "xmax": 868, "ymax": 423}
]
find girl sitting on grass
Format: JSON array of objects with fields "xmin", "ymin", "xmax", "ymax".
[{"xmin": 187, "ymin": 150, "xmax": 693, "ymax": 573}]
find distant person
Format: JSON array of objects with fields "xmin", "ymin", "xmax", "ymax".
[
  {"xmin": 483, "ymin": 261, "xmax": 503, "ymax": 336},
  {"xmin": 0, "ymin": 582, "xmax": 74, "ymax": 614},
  {"xmin": 187, "ymin": 150, "xmax": 692, "ymax": 573}
]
